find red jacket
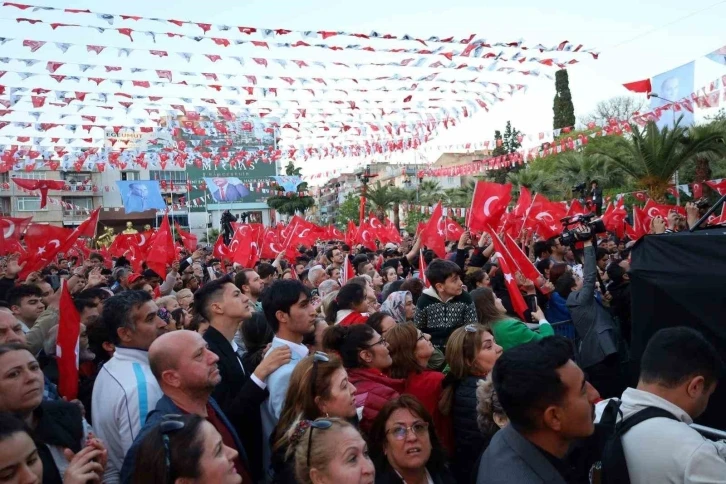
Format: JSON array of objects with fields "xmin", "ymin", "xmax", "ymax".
[
  {"xmin": 405, "ymin": 370, "xmax": 453, "ymax": 454},
  {"xmin": 347, "ymin": 367, "xmax": 405, "ymax": 434}
]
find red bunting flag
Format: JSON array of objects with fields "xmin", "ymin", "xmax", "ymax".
[{"xmin": 57, "ymin": 278, "xmax": 81, "ymax": 400}]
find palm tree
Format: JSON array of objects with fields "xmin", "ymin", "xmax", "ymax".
[
  {"xmin": 690, "ymin": 120, "xmax": 726, "ymax": 196},
  {"xmin": 444, "ymin": 179, "xmax": 477, "ymax": 208},
  {"xmin": 418, "ymin": 180, "xmax": 443, "ymax": 205},
  {"xmin": 506, "ymin": 167, "xmax": 557, "ymax": 198},
  {"xmin": 364, "ymin": 182, "xmax": 393, "ymax": 220},
  {"xmin": 592, "ymin": 120, "xmax": 726, "ymax": 200},
  {"xmin": 266, "ymin": 160, "xmax": 316, "ymax": 216}
]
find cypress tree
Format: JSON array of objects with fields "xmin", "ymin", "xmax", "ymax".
[{"xmin": 553, "ymin": 69, "xmax": 576, "ymax": 130}]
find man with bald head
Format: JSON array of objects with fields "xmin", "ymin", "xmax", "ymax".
[{"xmin": 119, "ymin": 330, "xmax": 252, "ymax": 484}]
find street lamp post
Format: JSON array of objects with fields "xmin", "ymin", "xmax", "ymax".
[
  {"xmin": 650, "ymin": 92, "xmax": 681, "ymax": 206},
  {"xmin": 357, "ymin": 166, "xmax": 376, "ymax": 225}
]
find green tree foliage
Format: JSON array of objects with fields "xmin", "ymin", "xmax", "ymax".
[
  {"xmin": 336, "ymin": 193, "xmax": 362, "ymax": 228},
  {"xmin": 487, "ymin": 121, "xmax": 523, "ymax": 184},
  {"xmin": 553, "ymin": 69, "xmax": 576, "ymax": 130}
]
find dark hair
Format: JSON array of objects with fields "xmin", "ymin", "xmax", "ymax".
[
  {"xmin": 535, "ymin": 259, "xmax": 553, "ymax": 277},
  {"xmin": 0, "ymin": 412, "xmax": 32, "ymax": 442},
  {"xmin": 325, "ymin": 266, "xmax": 339, "ymax": 278},
  {"xmin": 596, "ymin": 247, "xmax": 610, "ymax": 262},
  {"xmin": 399, "ymin": 278, "xmax": 424, "ymax": 304},
  {"xmin": 132, "ymin": 414, "xmax": 206, "ymax": 484},
  {"xmin": 261, "ymin": 280, "xmax": 311, "ymax": 333},
  {"xmin": 534, "ymin": 240, "xmax": 554, "ymax": 259},
  {"xmin": 472, "ymin": 287, "xmax": 505, "ymax": 327},
  {"xmin": 325, "ymin": 248, "xmax": 337, "ymax": 261},
  {"xmin": 341, "ymin": 244, "xmax": 351, "ymax": 252},
  {"xmin": 323, "ymin": 324, "xmax": 376, "ymax": 369},
  {"xmin": 89, "ymin": 253, "xmax": 104, "ymax": 262},
  {"xmin": 73, "ymin": 298, "xmax": 98, "ymax": 314},
  {"xmin": 465, "ymin": 269, "xmax": 487, "ymax": 289},
  {"xmin": 234, "ymin": 269, "xmax": 257, "ymax": 290},
  {"xmin": 86, "ymin": 316, "xmax": 113, "ymax": 365},
  {"xmin": 240, "ymin": 312, "xmax": 274, "ymax": 370},
  {"xmin": 102, "ymin": 290, "xmax": 152, "ymax": 345},
  {"xmin": 368, "ymin": 395, "xmax": 447, "ymax": 477},
  {"xmin": 554, "ymin": 271, "xmax": 577, "ymax": 299},
  {"xmin": 425, "ymin": 259, "xmax": 461, "ymax": 287},
  {"xmin": 366, "ymin": 312, "xmax": 393, "ymax": 335},
  {"xmin": 188, "ymin": 313, "xmax": 208, "ymax": 332},
  {"xmin": 6, "ymin": 285, "xmax": 42, "ymax": 309},
  {"xmin": 640, "ymin": 327, "xmax": 723, "ymax": 389},
  {"xmin": 324, "ymin": 283, "xmax": 366, "ymax": 324},
  {"xmin": 170, "ymin": 308, "xmax": 186, "ymax": 329},
  {"xmin": 76, "ymin": 287, "xmax": 112, "ymax": 301},
  {"xmin": 257, "ymin": 263, "xmax": 277, "ymax": 280},
  {"xmin": 492, "ymin": 336, "xmax": 574, "ymax": 432},
  {"xmin": 606, "ymin": 264, "xmax": 627, "ymax": 286},
  {"xmin": 192, "ymin": 275, "xmax": 233, "ymax": 322},
  {"xmin": 548, "ymin": 263, "xmax": 569, "ymax": 286}
]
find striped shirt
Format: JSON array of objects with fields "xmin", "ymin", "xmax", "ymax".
[{"xmin": 91, "ymin": 347, "xmax": 162, "ymax": 484}]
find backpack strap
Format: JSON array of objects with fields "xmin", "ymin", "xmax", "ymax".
[{"xmin": 601, "ymin": 405, "xmax": 679, "ymax": 484}]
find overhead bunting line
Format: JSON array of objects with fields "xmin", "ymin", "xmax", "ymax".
[{"xmin": 0, "ymin": 2, "xmax": 599, "ymax": 56}]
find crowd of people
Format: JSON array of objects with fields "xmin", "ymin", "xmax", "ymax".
[{"xmin": 0, "ymin": 216, "xmax": 724, "ymax": 484}]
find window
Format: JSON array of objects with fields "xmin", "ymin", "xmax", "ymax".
[
  {"xmin": 64, "ymin": 197, "xmax": 94, "ymax": 210},
  {"xmin": 150, "ymin": 170, "xmax": 187, "ymax": 183},
  {"xmin": 61, "ymin": 172, "xmax": 92, "ymax": 182},
  {"xmin": 16, "ymin": 197, "xmax": 45, "ymax": 212},
  {"xmin": 15, "ymin": 172, "xmax": 46, "ymax": 181},
  {"xmin": 0, "ymin": 173, "xmax": 9, "ymax": 184},
  {"xmin": 156, "ymin": 213, "xmax": 189, "ymax": 228},
  {"xmin": 121, "ymin": 171, "xmax": 140, "ymax": 181}
]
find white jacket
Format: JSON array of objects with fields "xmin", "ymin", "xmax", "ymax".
[
  {"xmin": 91, "ymin": 348, "xmax": 162, "ymax": 484},
  {"xmin": 595, "ymin": 387, "xmax": 726, "ymax": 484}
]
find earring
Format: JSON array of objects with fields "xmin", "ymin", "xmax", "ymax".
[{"xmin": 325, "ymin": 412, "xmax": 329, "ymax": 418}]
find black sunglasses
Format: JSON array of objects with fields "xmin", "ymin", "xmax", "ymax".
[
  {"xmin": 309, "ymin": 352, "xmax": 330, "ymax": 397},
  {"xmin": 307, "ymin": 419, "xmax": 333, "ymax": 468},
  {"xmin": 159, "ymin": 414, "xmax": 185, "ymax": 479}
]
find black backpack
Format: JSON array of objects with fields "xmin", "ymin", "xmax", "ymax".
[{"xmin": 598, "ymin": 399, "xmax": 679, "ymax": 484}]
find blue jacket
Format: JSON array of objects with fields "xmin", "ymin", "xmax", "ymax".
[
  {"xmin": 545, "ymin": 292, "xmax": 571, "ymax": 324},
  {"xmin": 119, "ymin": 395, "xmax": 248, "ymax": 484}
]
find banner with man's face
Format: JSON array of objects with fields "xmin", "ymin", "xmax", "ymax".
[
  {"xmin": 650, "ymin": 61, "xmax": 695, "ymax": 130},
  {"xmin": 116, "ymin": 180, "xmax": 167, "ymax": 213},
  {"xmin": 203, "ymin": 177, "xmax": 251, "ymax": 203}
]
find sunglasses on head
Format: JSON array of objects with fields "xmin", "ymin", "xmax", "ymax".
[
  {"xmin": 307, "ymin": 419, "xmax": 333, "ymax": 467},
  {"xmin": 464, "ymin": 324, "xmax": 479, "ymax": 333},
  {"xmin": 310, "ymin": 352, "xmax": 330, "ymax": 396}
]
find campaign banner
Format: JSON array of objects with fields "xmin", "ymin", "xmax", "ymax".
[
  {"xmin": 651, "ymin": 61, "xmax": 695, "ymax": 129},
  {"xmin": 203, "ymin": 177, "xmax": 251, "ymax": 202},
  {"xmin": 116, "ymin": 180, "xmax": 167, "ymax": 213}
]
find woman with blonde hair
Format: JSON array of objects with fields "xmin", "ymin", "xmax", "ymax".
[
  {"xmin": 439, "ymin": 324, "xmax": 502, "ymax": 483},
  {"xmin": 291, "ymin": 418, "xmax": 374, "ymax": 484},
  {"xmin": 270, "ymin": 352, "xmax": 358, "ymax": 483},
  {"xmin": 175, "ymin": 288, "xmax": 194, "ymax": 310}
]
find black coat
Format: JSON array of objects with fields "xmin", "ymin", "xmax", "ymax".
[
  {"xmin": 204, "ymin": 325, "xmax": 268, "ymax": 482},
  {"xmin": 607, "ymin": 280, "xmax": 632, "ymax": 345},
  {"xmin": 450, "ymin": 376, "xmax": 491, "ymax": 484},
  {"xmin": 375, "ymin": 463, "xmax": 456, "ymax": 484},
  {"xmin": 34, "ymin": 400, "xmax": 84, "ymax": 484}
]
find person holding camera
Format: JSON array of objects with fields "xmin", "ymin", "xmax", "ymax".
[{"xmin": 559, "ymin": 226, "xmax": 624, "ymax": 398}]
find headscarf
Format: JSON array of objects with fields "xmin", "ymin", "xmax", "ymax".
[{"xmin": 380, "ymin": 290, "xmax": 413, "ymax": 324}]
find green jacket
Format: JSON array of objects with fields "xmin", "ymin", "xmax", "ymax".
[{"xmin": 491, "ymin": 317, "xmax": 554, "ymax": 351}]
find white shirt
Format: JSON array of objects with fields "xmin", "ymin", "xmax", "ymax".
[
  {"xmin": 18, "ymin": 320, "xmax": 29, "ymax": 334},
  {"xmin": 230, "ymin": 339, "xmax": 266, "ymax": 390},
  {"xmin": 595, "ymin": 388, "xmax": 726, "ymax": 484},
  {"xmin": 91, "ymin": 348, "xmax": 163, "ymax": 484},
  {"xmin": 271, "ymin": 336, "xmax": 309, "ymax": 359}
]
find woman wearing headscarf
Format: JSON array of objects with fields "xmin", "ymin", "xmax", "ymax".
[{"xmin": 379, "ymin": 291, "xmax": 415, "ymax": 324}]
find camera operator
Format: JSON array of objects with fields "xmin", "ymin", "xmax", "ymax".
[{"xmin": 557, "ymin": 225, "xmax": 624, "ymax": 398}]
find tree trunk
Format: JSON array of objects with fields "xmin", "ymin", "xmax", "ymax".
[
  {"xmin": 393, "ymin": 202, "xmax": 400, "ymax": 230},
  {"xmin": 694, "ymin": 155, "xmax": 713, "ymax": 199}
]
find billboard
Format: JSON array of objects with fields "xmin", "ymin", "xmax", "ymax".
[
  {"xmin": 116, "ymin": 180, "xmax": 167, "ymax": 213},
  {"xmin": 166, "ymin": 114, "xmax": 279, "ymax": 209},
  {"xmin": 650, "ymin": 62, "xmax": 695, "ymax": 130},
  {"xmin": 203, "ymin": 177, "xmax": 250, "ymax": 202}
]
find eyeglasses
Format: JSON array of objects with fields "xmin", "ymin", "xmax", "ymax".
[
  {"xmin": 386, "ymin": 422, "xmax": 429, "ymax": 441},
  {"xmin": 310, "ymin": 352, "xmax": 330, "ymax": 397},
  {"xmin": 307, "ymin": 419, "xmax": 333, "ymax": 467},
  {"xmin": 417, "ymin": 332, "xmax": 426, "ymax": 341},
  {"xmin": 159, "ymin": 414, "xmax": 185, "ymax": 477},
  {"xmin": 363, "ymin": 337, "xmax": 386, "ymax": 348}
]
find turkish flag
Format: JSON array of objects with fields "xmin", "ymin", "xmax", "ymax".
[
  {"xmin": 444, "ymin": 217, "xmax": 465, "ymax": 241},
  {"xmin": 0, "ymin": 216, "xmax": 31, "ymax": 255},
  {"xmin": 174, "ymin": 222, "xmax": 198, "ymax": 251},
  {"xmin": 108, "ymin": 233, "xmax": 143, "ymax": 258},
  {"xmin": 325, "ymin": 224, "xmax": 344, "ymax": 241},
  {"xmin": 566, "ymin": 199, "xmax": 589, "ymax": 218},
  {"xmin": 419, "ymin": 202, "xmax": 446, "ymax": 258},
  {"xmin": 504, "ymin": 233, "xmax": 542, "ymax": 285},
  {"xmin": 626, "ymin": 205, "xmax": 649, "ymax": 240},
  {"xmin": 526, "ymin": 194, "xmax": 567, "ymax": 239},
  {"xmin": 12, "ymin": 178, "xmax": 66, "ymax": 208},
  {"xmin": 601, "ymin": 199, "xmax": 627, "ymax": 239},
  {"xmin": 643, "ymin": 199, "xmax": 685, "ymax": 222},
  {"xmin": 512, "ymin": 186, "xmax": 533, "ymax": 229},
  {"xmin": 57, "ymin": 279, "xmax": 81, "ymax": 400},
  {"xmin": 341, "ymin": 254, "xmax": 354, "ymax": 284},
  {"xmin": 706, "ymin": 179, "xmax": 726, "ymax": 195},
  {"xmin": 24, "ymin": 223, "xmax": 73, "ymax": 255},
  {"xmin": 418, "ymin": 249, "xmax": 431, "ymax": 288},
  {"xmin": 260, "ymin": 228, "xmax": 284, "ymax": 260},
  {"xmin": 692, "ymin": 183, "xmax": 703, "ymax": 199},
  {"xmin": 228, "ymin": 225, "xmax": 255, "ymax": 267},
  {"xmin": 355, "ymin": 221, "xmax": 378, "ymax": 252},
  {"xmin": 468, "ymin": 181, "xmax": 512, "ymax": 232},
  {"xmin": 213, "ymin": 234, "xmax": 233, "ymax": 261},
  {"xmin": 146, "ymin": 215, "xmax": 174, "ymax": 277},
  {"xmin": 490, "ymin": 231, "xmax": 528, "ymax": 319},
  {"xmin": 345, "ymin": 220, "xmax": 357, "ymax": 247}
]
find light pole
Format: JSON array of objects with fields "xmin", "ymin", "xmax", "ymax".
[
  {"xmin": 649, "ymin": 92, "xmax": 682, "ymax": 206},
  {"xmin": 357, "ymin": 166, "xmax": 376, "ymax": 225}
]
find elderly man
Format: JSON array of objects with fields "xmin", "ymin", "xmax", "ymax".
[
  {"xmin": 307, "ymin": 265, "xmax": 328, "ymax": 296},
  {"xmin": 119, "ymin": 330, "xmax": 253, "ymax": 484}
]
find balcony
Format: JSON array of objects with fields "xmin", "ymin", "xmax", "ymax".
[
  {"xmin": 61, "ymin": 183, "xmax": 101, "ymax": 195},
  {"xmin": 63, "ymin": 209, "xmax": 93, "ymax": 222}
]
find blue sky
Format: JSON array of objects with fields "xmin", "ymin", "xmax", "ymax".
[{"xmin": 1, "ymin": 0, "xmax": 725, "ymax": 177}]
